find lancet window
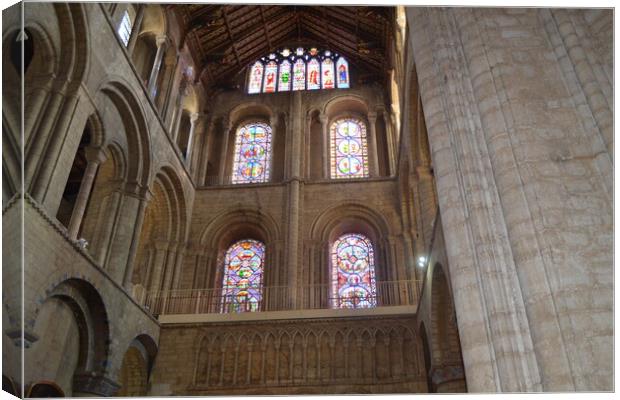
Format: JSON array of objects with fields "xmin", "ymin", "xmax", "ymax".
[{"xmin": 246, "ymin": 47, "xmax": 350, "ymax": 94}]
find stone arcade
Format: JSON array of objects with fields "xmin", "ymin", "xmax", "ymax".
[{"xmin": 2, "ymin": 3, "xmax": 613, "ymax": 396}]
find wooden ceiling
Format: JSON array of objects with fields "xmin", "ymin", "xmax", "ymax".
[{"xmin": 171, "ymin": 5, "xmax": 394, "ymax": 91}]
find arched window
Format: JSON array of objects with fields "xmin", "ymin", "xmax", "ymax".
[
  {"xmin": 330, "ymin": 118, "xmax": 369, "ymax": 179},
  {"xmin": 232, "ymin": 122, "xmax": 272, "ymax": 184},
  {"xmin": 118, "ymin": 8, "xmax": 135, "ymax": 46},
  {"xmin": 221, "ymin": 239, "xmax": 266, "ymax": 313},
  {"xmin": 331, "ymin": 233, "xmax": 377, "ymax": 309}
]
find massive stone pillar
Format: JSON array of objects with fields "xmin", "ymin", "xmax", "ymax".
[{"xmin": 407, "ymin": 7, "xmax": 612, "ymax": 391}]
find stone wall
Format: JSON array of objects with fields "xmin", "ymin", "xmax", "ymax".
[{"xmin": 150, "ymin": 315, "xmax": 426, "ymax": 395}]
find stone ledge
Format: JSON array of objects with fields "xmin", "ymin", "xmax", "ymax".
[{"xmin": 158, "ymin": 305, "xmax": 417, "ymax": 324}]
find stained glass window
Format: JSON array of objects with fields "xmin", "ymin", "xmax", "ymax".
[
  {"xmin": 232, "ymin": 122, "xmax": 272, "ymax": 184},
  {"xmin": 321, "ymin": 58, "xmax": 335, "ymax": 89},
  {"xmin": 336, "ymin": 57, "xmax": 350, "ymax": 89},
  {"xmin": 248, "ymin": 61, "xmax": 264, "ymax": 94},
  {"xmin": 263, "ymin": 61, "xmax": 278, "ymax": 93},
  {"xmin": 221, "ymin": 239, "xmax": 265, "ymax": 313},
  {"xmin": 292, "ymin": 59, "xmax": 305, "ymax": 91},
  {"xmin": 247, "ymin": 48, "xmax": 350, "ymax": 94},
  {"xmin": 331, "ymin": 233, "xmax": 377, "ymax": 309},
  {"xmin": 118, "ymin": 10, "xmax": 133, "ymax": 47},
  {"xmin": 278, "ymin": 60, "xmax": 291, "ymax": 92},
  {"xmin": 330, "ymin": 118, "xmax": 369, "ymax": 179},
  {"xmin": 307, "ymin": 58, "xmax": 321, "ymax": 90}
]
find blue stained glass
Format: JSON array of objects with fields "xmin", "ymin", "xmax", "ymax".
[
  {"xmin": 232, "ymin": 123, "xmax": 272, "ymax": 184},
  {"xmin": 331, "ymin": 233, "xmax": 377, "ymax": 309},
  {"xmin": 221, "ymin": 239, "xmax": 265, "ymax": 313}
]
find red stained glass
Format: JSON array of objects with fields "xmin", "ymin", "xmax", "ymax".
[
  {"xmin": 331, "ymin": 233, "xmax": 377, "ymax": 309},
  {"xmin": 221, "ymin": 239, "xmax": 265, "ymax": 313}
]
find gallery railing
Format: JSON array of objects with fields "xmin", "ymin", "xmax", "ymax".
[{"xmin": 138, "ymin": 279, "xmax": 421, "ymax": 316}]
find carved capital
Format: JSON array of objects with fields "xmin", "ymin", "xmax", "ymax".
[
  {"xmin": 155, "ymin": 34, "xmax": 168, "ymax": 47},
  {"xmin": 319, "ymin": 114, "xmax": 329, "ymax": 125}
]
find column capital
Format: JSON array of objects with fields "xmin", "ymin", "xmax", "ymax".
[
  {"xmin": 319, "ymin": 113, "xmax": 329, "ymax": 125},
  {"xmin": 155, "ymin": 34, "xmax": 168, "ymax": 47},
  {"xmin": 269, "ymin": 114, "xmax": 279, "ymax": 128},
  {"xmin": 84, "ymin": 146, "xmax": 108, "ymax": 164},
  {"xmin": 367, "ymin": 112, "xmax": 378, "ymax": 123},
  {"xmin": 190, "ymin": 112, "xmax": 201, "ymax": 123}
]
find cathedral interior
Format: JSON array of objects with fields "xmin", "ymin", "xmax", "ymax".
[{"xmin": 1, "ymin": 3, "xmax": 613, "ymax": 396}]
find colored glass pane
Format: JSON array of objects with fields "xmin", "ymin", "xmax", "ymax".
[
  {"xmin": 221, "ymin": 239, "xmax": 265, "ymax": 313},
  {"xmin": 322, "ymin": 58, "xmax": 335, "ymax": 89},
  {"xmin": 331, "ymin": 233, "xmax": 377, "ymax": 309},
  {"xmin": 248, "ymin": 61, "xmax": 264, "ymax": 94},
  {"xmin": 336, "ymin": 57, "xmax": 349, "ymax": 89},
  {"xmin": 263, "ymin": 61, "xmax": 278, "ymax": 93},
  {"xmin": 292, "ymin": 59, "xmax": 305, "ymax": 91},
  {"xmin": 278, "ymin": 60, "xmax": 291, "ymax": 92},
  {"xmin": 330, "ymin": 118, "xmax": 368, "ymax": 179},
  {"xmin": 232, "ymin": 123, "xmax": 272, "ymax": 184},
  {"xmin": 307, "ymin": 58, "xmax": 320, "ymax": 90}
]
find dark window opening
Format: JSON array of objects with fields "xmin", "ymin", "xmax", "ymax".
[
  {"xmin": 56, "ymin": 127, "xmax": 91, "ymax": 228},
  {"xmin": 10, "ymin": 28, "xmax": 34, "ymax": 74}
]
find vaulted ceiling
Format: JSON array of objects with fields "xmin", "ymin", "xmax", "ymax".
[{"xmin": 171, "ymin": 5, "xmax": 394, "ymax": 91}]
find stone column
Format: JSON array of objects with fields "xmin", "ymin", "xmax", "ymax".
[
  {"xmin": 171, "ymin": 81, "xmax": 189, "ymax": 143},
  {"xmin": 198, "ymin": 117, "xmax": 215, "ymax": 185},
  {"xmin": 126, "ymin": 4, "xmax": 145, "ymax": 55},
  {"xmin": 122, "ymin": 188, "xmax": 152, "ymax": 289},
  {"xmin": 286, "ymin": 93, "xmax": 302, "ymax": 308},
  {"xmin": 218, "ymin": 119, "xmax": 232, "ymax": 184},
  {"xmin": 367, "ymin": 112, "xmax": 380, "ymax": 177},
  {"xmin": 185, "ymin": 112, "xmax": 200, "ymax": 163},
  {"xmin": 67, "ymin": 147, "xmax": 107, "ymax": 239},
  {"xmin": 304, "ymin": 115, "xmax": 312, "ymax": 178},
  {"xmin": 147, "ymin": 35, "xmax": 168, "ymax": 99},
  {"xmin": 319, "ymin": 113, "xmax": 329, "ymax": 179},
  {"xmin": 380, "ymin": 108, "xmax": 397, "ymax": 176},
  {"xmin": 106, "ymin": 182, "xmax": 144, "ymax": 284}
]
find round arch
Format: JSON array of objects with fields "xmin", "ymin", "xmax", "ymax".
[
  {"xmin": 116, "ymin": 334, "xmax": 158, "ymax": 397},
  {"xmin": 96, "ymin": 79, "xmax": 152, "ymax": 187}
]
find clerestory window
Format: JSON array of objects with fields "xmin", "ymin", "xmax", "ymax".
[{"xmin": 247, "ymin": 47, "xmax": 350, "ymax": 94}]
